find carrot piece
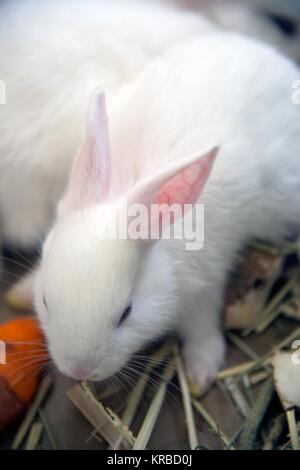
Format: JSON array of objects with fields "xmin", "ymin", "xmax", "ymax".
[{"xmin": 0, "ymin": 317, "xmax": 48, "ymax": 428}]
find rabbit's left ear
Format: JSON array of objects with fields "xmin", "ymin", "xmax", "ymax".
[
  {"xmin": 128, "ymin": 145, "xmax": 219, "ymax": 241},
  {"xmin": 59, "ymin": 89, "xmax": 112, "ymax": 214}
]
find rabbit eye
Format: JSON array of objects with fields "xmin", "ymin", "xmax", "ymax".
[{"xmin": 118, "ymin": 303, "xmax": 132, "ymax": 326}]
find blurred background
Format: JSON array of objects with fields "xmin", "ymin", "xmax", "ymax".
[
  {"xmin": 174, "ymin": 0, "xmax": 300, "ymax": 63},
  {"xmin": 1, "ymin": 0, "xmax": 300, "ymax": 451}
]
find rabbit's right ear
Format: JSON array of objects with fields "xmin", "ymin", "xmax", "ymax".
[{"xmin": 58, "ymin": 89, "xmax": 112, "ymax": 215}]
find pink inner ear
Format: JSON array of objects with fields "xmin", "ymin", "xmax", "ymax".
[
  {"xmin": 88, "ymin": 91, "xmax": 111, "ymax": 202},
  {"xmin": 127, "ymin": 146, "xmax": 219, "ymax": 243},
  {"xmin": 154, "ymin": 152, "xmax": 215, "ymax": 207},
  {"xmin": 59, "ymin": 90, "xmax": 112, "ymax": 213}
]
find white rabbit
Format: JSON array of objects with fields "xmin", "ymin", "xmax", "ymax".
[
  {"xmin": 0, "ymin": 0, "xmax": 214, "ymax": 251},
  {"xmin": 33, "ymin": 32, "xmax": 300, "ymax": 393}
]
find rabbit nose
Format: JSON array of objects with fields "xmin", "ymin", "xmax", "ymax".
[{"xmin": 70, "ymin": 361, "xmax": 92, "ymax": 380}]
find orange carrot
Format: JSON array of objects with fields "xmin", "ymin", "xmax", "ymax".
[{"xmin": 0, "ymin": 317, "xmax": 47, "ymax": 429}]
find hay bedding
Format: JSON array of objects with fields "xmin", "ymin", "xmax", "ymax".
[{"xmin": 1, "ymin": 240, "xmax": 300, "ymax": 450}]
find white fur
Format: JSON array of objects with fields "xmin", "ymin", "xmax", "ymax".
[
  {"xmin": 35, "ymin": 33, "xmax": 300, "ymax": 391},
  {"xmin": 0, "ymin": 0, "xmax": 214, "ymax": 249}
]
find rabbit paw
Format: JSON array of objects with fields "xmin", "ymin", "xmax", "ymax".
[{"xmin": 183, "ymin": 333, "xmax": 225, "ymax": 397}]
